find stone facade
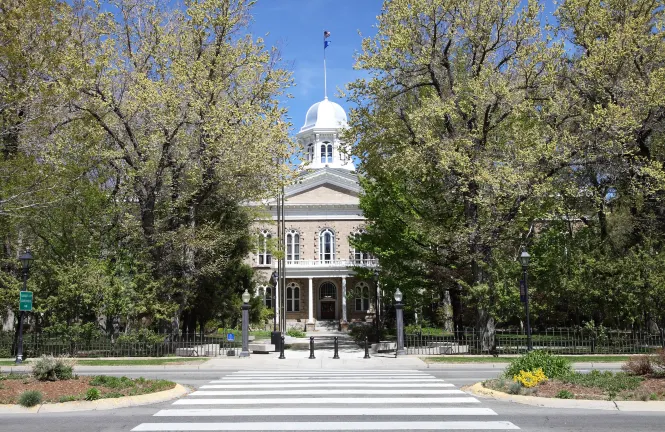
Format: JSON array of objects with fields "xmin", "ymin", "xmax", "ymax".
[{"xmin": 246, "ymin": 96, "xmax": 378, "ymax": 331}]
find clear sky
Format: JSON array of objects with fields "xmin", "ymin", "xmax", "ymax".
[{"xmin": 249, "ymin": 0, "xmax": 384, "ymax": 137}]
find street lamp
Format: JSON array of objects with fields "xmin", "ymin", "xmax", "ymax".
[
  {"xmin": 240, "ymin": 289, "xmax": 251, "ymax": 357},
  {"xmin": 16, "ymin": 250, "xmax": 34, "ymax": 364},
  {"xmin": 394, "ymin": 288, "xmax": 406, "ymax": 356},
  {"xmin": 372, "ymin": 269, "xmax": 380, "ymax": 341},
  {"xmin": 519, "ymin": 249, "xmax": 533, "ymax": 351}
]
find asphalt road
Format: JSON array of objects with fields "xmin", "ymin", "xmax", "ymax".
[{"xmin": 1, "ymin": 365, "xmax": 663, "ymax": 432}]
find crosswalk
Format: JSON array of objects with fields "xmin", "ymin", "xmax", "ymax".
[{"xmin": 132, "ymin": 370, "xmax": 520, "ymax": 431}]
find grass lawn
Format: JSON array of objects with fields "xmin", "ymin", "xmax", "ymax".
[
  {"xmin": 422, "ymin": 355, "xmax": 631, "ymax": 363},
  {"xmin": 1, "ymin": 358, "xmax": 207, "ymax": 367}
]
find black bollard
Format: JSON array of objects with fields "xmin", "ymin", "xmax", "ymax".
[
  {"xmin": 333, "ymin": 336, "xmax": 340, "ymax": 359},
  {"xmin": 364, "ymin": 336, "xmax": 371, "ymax": 359},
  {"xmin": 309, "ymin": 336, "xmax": 316, "ymax": 359},
  {"xmin": 279, "ymin": 335, "xmax": 286, "ymax": 359}
]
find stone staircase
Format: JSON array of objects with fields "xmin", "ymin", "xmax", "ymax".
[{"xmin": 313, "ymin": 319, "xmax": 342, "ymax": 333}]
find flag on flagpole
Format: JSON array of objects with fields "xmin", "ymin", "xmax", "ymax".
[
  {"xmin": 324, "ymin": 30, "xmax": 331, "ymax": 49},
  {"xmin": 324, "ymin": 30, "xmax": 331, "ymax": 38}
]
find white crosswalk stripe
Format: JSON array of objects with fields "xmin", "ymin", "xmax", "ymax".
[{"xmin": 132, "ymin": 369, "xmax": 520, "ymax": 431}]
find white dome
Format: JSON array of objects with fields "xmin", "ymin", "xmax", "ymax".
[{"xmin": 300, "ymin": 97, "xmax": 347, "ymax": 132}]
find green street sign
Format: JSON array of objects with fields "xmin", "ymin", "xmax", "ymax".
[{"xmin": 19, "ymin": 291, "xmax": 33, "ymax": 311}]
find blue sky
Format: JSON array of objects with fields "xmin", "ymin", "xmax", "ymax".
[{"xmin": 249, "ymin": 0, "xmax": 384, "ymax": 136}]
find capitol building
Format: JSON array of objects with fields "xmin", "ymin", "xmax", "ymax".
[{"xmin": 248, "ymin": 96, "xmax": 378, "ymax": 331}]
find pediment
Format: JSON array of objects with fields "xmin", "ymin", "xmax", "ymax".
[{"xmin": 287, "ymin": 184, "xmax": 359, "ymax": 205}]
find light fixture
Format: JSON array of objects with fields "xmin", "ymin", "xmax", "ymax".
[
  {"xmin": 19, "ymin": 250, "xmax": 33, "ymax": 271},
  {"xmin": 394, "ymin": 288, "xmax": 403, "ymax": 303},
  {"xmin": 242, "ymin": 289, "xmax": 251, "ymax": 304},
  {"xmin": 519, "ymin": 250, "xmax": 530, "ymax": 268}
]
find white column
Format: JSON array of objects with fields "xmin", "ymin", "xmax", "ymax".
[
  {"xmin": 308, "ymin": 277, "xmax": 314, "ymax": 323},
  {"xmin": 342, "ymin": 276, "xmax": 347, "ymax": 323}
]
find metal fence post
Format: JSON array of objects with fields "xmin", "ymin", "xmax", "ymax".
[
  {"xmin": 279, "ymin": 335, "xmax": 286, "ymax": 359},
  {"xmin": 333, "ymin": 336, "xmax": 340, "ymax": 359},
  {"xmin": 309, "ymin": 336, "xmax": 315, "ymax": 359}
]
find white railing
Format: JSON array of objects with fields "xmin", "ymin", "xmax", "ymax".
[{"xmin": 280, "ymin": 259, "xmax": 379, "ymax": 268}]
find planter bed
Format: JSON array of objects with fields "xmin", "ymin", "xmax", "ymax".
[
  {"xmin": 0, "ymin": 373, "xmax": 175, "ymax": 404},
  {"xmin": 485, "ymin": 373, "xmax": 665, "ymax": 401}
]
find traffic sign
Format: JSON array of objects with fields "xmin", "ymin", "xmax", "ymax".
[
  {"xmin": 227, "ymin": 333, "xmax": 235, "ymax": 342},
  {"xmin": 19, "ymin": 291, "xmax": 33, "ymax": 311}
]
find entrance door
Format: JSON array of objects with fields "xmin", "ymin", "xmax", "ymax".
[{"xmin": 321, "ymin": 301, "xmax": 335, "ymax": 319}]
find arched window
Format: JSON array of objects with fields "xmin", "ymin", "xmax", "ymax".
[
  {"xmin": 354, "ymin": 282, "xmax": 370, "ymax": 311},
  {"xmin": 286, "ymin": 230, "xmax": 300, "ymax": 261},
  {"xmin": 319, "ymin": 281, "xmax": 337, "ymax": 299},
  {"xmin": 350, "ymin": 230, "xmax": 372, "ymax": 264},
  {"xmin": 286, "ymin": 282, "xmax": 300, "ymax": 312},
  {"xmin": 319, "ymin": 229, "xmax": 335, "ymax": 261},
  {"xmin": 307, "ymin": 143, "xmax": 314, "ymax": 162},
  {"xmin": 263, "ymin": 286, "xmax": 273, "ymax": 309},
  {"xmin": 320, "ymin": 142, "xmax": 333, "ymax": 163},
  {"xmin": 257, "ymin": 230, "xmax": 272, "ymax": 265}
]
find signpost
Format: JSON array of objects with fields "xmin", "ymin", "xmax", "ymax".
[
  {"xmin": 19, "ymin": 291, "xmax": 33, "ymax": 312},
  {"xmin": 226, "ymin": 333, "xmax": 235, "ymax": 342}
]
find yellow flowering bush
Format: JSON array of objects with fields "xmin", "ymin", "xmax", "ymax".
[{"xmin": 513, "ymin": 368, "xmax": 548, "ymax": 388}]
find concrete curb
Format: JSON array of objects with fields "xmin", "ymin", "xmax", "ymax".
[
  {"xmin": 0, "ymin": 383, "xmax": 189, "ymax": 414},
  {"xmin": 465, "ymin": 382, "xmax": 665, "ymax": 412}
]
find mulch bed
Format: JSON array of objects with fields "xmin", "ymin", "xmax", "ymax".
[
  {"xmin": 0, "ymin": 375, "xmax": 175, "ymax": 404},
  {"xmin": 486, "ymin": 376, "xmax": 665, "ymax": 401}
]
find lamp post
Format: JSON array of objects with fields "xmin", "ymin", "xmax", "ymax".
[
  {"xmin": 519, "ymin": 250, "xmax": 533, "ymax": 352},
  {"xmin": 372, "ymin": 269, "xmax": 380, "ymax": 342},
  {"xmin": 16, "ymin": 250, "xmax": 33, "ymax": 365},
  {"xmin": 394, "ymin": 288, "xmax": 406, "ymax": 356},
  {"xmin": 240, "ymin": 289, "xmax": 251, "ymax": 357}
]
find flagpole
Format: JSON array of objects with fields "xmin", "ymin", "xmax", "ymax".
[{"xmin": 323, "ymin": 32, "xmax": 327, "ymax": 99}]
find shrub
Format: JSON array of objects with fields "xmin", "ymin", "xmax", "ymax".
[
  {"xmin": 58, "ymin": 395, "xmax": 77, "ymax": 403},
  {"xmin": 556, "ymin": 390, "xmax": 574, "ymax": 399},
  {"xmin": 507, "ymin": 382, "xmax": 522, "ymax": 394},
  {"xmin": 85, "ymin": 387, "xmax": 101, "ymax": 401},
  {"xmin": 32, "ymin": 355, "xmax": 75, "ymax": 381},
  {"xmin": 652, "ymin": 349, "xmax": 665, "ymax": 372},
  {"xmin": 90, "ymin": 375, "xmax": 134, "ymax": 389},
  {"xmin": 286, "ymin": 328, "xmax": 306, "ymax": 338},
  {"xmin": 513, "ymin": 368, "xmax": 548, "ymax": 388},
  {"xmin": 650, "ymin": 393, "xmax": 659, "ymax": 401},
  {"xmin": 562, "ymin": 370, "xmax": 642, "ymax": 395},
  {"xmin": 622, "ymin": 355, "xmax": 653, "ymax": 376},
  {"xmin": 504, "ymin": 351, "xmax": 572, "ymax": 380},
  {"xmin": 18, "ymin": 390, "xmax": 43, "ymax": 407}
]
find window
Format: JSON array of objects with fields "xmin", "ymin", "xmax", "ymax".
[
  {"xmin": 257, "ymin": 230, "xmax": 272, "ymax": 265},
  {"xmin": 319, "ymin": 229, "xmax": 335, "ymax": 261},
  {"xmin": 307, "ymin": 143, "xmax": 314, "ymax": 162},
  {"xmin": 319, "ymin": 281, "xmax": 337, "ymax": 299},
  {"xmin": 350, "ymin": 230, "xmax": 372, "ymax": 264},
  {"xmin": 286, "ymin": 282, "xmax": 300, "ymax": 312},
  {"xmin": 355, "ymin": 282, "xmax": 370, "ymax": 311},
  {"xmin": 286, "ymin": 230, "xmax": 300, "ymax": 261},
  {"xmin": 263, "ymin": 286, "xmax": 273, "ymax": 309},
  {"xmin": 320, "ymin": 142, "xmax": 333, "ymax": 163}
]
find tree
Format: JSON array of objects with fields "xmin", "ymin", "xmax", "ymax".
[
  {"xmin": 48, "ymin": 0, "xmax": 294, "ymax": 331},
  {"xmin": 345, "ymin": 0, "xmax": 563, "ymax": 346}
]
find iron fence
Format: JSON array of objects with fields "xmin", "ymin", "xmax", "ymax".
[
  {"xmin": 405, "ymin": 329, "xmax": 665, "ymax": 355},
  {"xmin": 0, "ymin": 331, "xmax": 242, "ymax": 359}
]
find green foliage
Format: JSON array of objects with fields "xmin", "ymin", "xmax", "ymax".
[
  {"xmin": 561, "ymin": 371, "xmax": 642, "ymax": 397},
  {"xmin": 286, "ymin": 328, "xmax": 306, "ymax": 338},
  {"xmin": 89, "ymin": 375, "xmax": 134, "ymax": 389},
  {"xmin": 115, "ymin": 330, "xmax": 165, "ymax": 345},
  {"xmin": 556, "ymin": 390, "xmax": 575, "ymax": 399},
  {"xmin": 504, "ymin": 351, "xmax": 572, "ymax": 380},
  {"xmin": 58, "ymin": 395, "xmax": 77, "ymax": 403},
  {"xmin": 18, "ymin": 390, "xmax": 43, "ymax": 407},
  {"xmin": 85, "ymin": 387, "xmax": 101, "ymax": 401},
  {"xmin": 507, "ymin": 382, "xmax": 522, "ymax": 395},
  {"xmin": 31, "ymin": 355, "xmax": 75, "ymax": 381}
]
